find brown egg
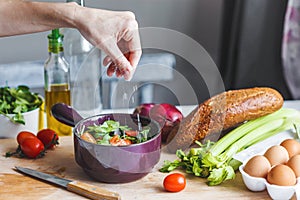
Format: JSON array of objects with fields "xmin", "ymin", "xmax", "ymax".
[
  {"xmin": 267, "ymin": 164, "xmax": 296, "ymax": 186},
  {"xmin": 287, "ymin": 154, "xmax": 300, "ymax": 177},
  {"xmin": 243, "ymin": 155, "xmax": 271, "ymax": 178},
  {"xmin": 264, "ymin": 145, "xmax": 289, "ymax": 166},
  {"xmin": 280, "ymin": 139, "xmax": 300, "ymax": 158}
]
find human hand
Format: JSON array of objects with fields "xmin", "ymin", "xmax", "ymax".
[{"xmin": 73, "ymin": 5, "xmax": 141, "ymax": 80}]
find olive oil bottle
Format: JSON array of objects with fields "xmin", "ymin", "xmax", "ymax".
[{"xmin": 44, "ymin": 29, "xmax": 72, "ymax": 136}]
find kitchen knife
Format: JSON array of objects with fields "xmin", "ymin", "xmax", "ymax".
[{"xmin": 15, "ymin": 166, "xmax": 120, "ymax": 200}]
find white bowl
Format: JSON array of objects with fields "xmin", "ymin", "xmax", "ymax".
[
  {"xmin": 0, "ymin": 107, "xmax": 40, "ymax": 138},
  {"xmin": 239, "ymin": 164, "xmax": 300, "ymax": 199}
]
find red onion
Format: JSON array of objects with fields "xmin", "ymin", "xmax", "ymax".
[
  {"xmin": 133, "ymin": 103, "xmax": 183, "ymax": 142},
  {"xmin": 132, "ymin": 103, "xmax": 155, "ymax": 117}
]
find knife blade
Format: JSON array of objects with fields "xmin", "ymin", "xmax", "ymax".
[{"xmin": 15, "ymin": 166, "xmax": 120, "ymax": 200}]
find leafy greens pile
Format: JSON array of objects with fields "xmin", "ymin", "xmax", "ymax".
[
  {"xmin": 0, "ymin": 85, "xmax": 43, "ymax": 125},
  {"xmin": 160, "ymin": 108, "xmax": 300, "ymax": 186}
]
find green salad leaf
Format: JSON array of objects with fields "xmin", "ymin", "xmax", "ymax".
[{"xmin": 0, "ymin": 85, "xmax": 43, "ymax": 125}]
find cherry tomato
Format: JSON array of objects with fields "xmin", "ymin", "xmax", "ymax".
[
  {"xmin": 110, "ymin": 135, "xmax": 121, "ymax": 145},
  {"xmin": 125, "ymin": 130, "xmax": 139, "ymax": 137},
  {"xmin": 163, "ymin": 173, "xmax": 186, "ymax": 192},
  {"xmin": 20, "ymin": 138, "xmax": 45, "ymax": 158},
  {"xmin": 17, "ymin": 131, "xmax": 36, "ymax": 145},
  {"xmin": 37, "ymin": 129, "xmax": 59, "ymax": 149},
  {"xmin": 110, "ymin": 135, "xmax": 132, "ymax": 146}
]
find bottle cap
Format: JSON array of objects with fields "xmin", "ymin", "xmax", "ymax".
[{"xmin": 47, "ymin": 29, "xmax": 64, "ymax": 53}]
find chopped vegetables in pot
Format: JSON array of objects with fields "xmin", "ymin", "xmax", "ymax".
[{"xmin": 79, "ymin": 120, "xmax": 151, "ymax": 146}]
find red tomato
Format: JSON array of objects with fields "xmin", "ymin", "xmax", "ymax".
[
  {"xmin": 163, "ymin": 173, "xmax": 186, "ymax": 192},
  {"xmin": 37, "ymin": 129, "xmax": 59, "ymax": 149},
  {"xmin": 20, "ymin": 138, "xmax": 45, "ymax": 158},
  {"xmin": 125, "ymin": 130, "xmax": 139, "ymax": 137},
  {"xmin": 17, "ymin": 131, "xmax": 36, "ymax": 145},
  {"xmin": 110, "ymin": 135, "xmax": 132, "ymax": 146},
  {"xmin": 109, "ymin": 135, "xmax": 120, "ymax": 145}
]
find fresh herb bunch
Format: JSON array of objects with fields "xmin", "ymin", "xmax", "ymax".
[
  {"xmin": 85, "ymin": 120, "xmax": 151, "ymax": 145},
  {"xmin": 0, "ymin": 85, "xmax": 43, "ymax": 125}
]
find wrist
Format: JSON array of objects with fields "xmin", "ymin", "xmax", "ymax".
[
  {"xmin": 70, "ymin": 4, "xmax": 94, "ymax": 30},
  {"xmin": 29, "ymin": 1, "xmax": 80, "ymax": 29},
  {"xmin": 64, "ymin": 2, "xmax": 81, "ymax": 28}
]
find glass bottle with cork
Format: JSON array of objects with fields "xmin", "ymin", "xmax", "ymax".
[{"xmin": 44, "ymin": 29, "xmax": 72, "ymax": 136}]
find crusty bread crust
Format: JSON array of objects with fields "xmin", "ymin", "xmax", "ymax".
[{"xmin": 166, "ymin": 87, "xmax": 284, "ymax": 152}]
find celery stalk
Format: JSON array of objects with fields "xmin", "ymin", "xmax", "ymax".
[
  {"xmin": 210, "ymin": 108, "xmax": 300, "ymax": 156},
  {"xmin": 214, "ymin": 118, "xmax": 284, "ymax": 165},
  {"xmin": 246, "ymin": 118, "xmax": 300, "ymax": 148},
  {"xmin": 209, "ymin": 108, "xmax": 298, "ymax": 157}
]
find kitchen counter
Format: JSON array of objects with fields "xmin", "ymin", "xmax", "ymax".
[
  {"xmin": 0, "ymin": 102, "xmax": 299, "ymax": 200},
  {"xmin": 0, "ymin": 137, "xmax": 271, "ymax": 200}
]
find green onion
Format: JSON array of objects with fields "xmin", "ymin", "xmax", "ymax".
[{"xmin": 160, "ymin": 108, "xmax": 300, "ymax": 185}]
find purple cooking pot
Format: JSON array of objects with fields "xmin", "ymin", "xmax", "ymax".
[{"xmin": 51, "ymin": 103, "xmax": 162, "ymax": 183}]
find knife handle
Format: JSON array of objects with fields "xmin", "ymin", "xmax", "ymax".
[{"xmin": 67, "ymin": 181, "xmax": 121, "ymax": 200}]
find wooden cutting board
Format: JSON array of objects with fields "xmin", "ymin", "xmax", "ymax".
[{"xmin": 0, "ymin": 136, "xmax": 277, "ymax": 200}]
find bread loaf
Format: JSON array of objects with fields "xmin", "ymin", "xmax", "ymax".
[{"xmin": 166, "ymin": 87, "xmax": 284, "ymax": 152}]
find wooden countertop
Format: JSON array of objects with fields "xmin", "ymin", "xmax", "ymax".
[
  {"xmin": 1, "ymin": 136, "xmax": 271, "ymax": 200},
  {"xmin": 2, "ymin": 101, "xmax": 299, "ymax": 200}
]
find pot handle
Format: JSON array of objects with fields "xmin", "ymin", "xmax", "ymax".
[{"xmin": 51, "ymin": 103, "xmax": 83, "ymax": 127}]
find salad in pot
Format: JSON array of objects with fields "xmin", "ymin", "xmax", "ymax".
[{"xmin": 79, "ymin": 119, "xmax": 152, "ymax": 146}]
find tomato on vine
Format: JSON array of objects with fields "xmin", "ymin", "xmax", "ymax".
[
  {"xmin": 37, "ymin": 129, "xmax": 59, "ymax": 149},
  {"xmin": 6, "ymin": 129, "xmax": 58, "ymax": 159},
  {"xmin": 20, "ymin": 138, "xmax": 45, "ymax": 158},
  {"xmin": 16, "ymin": 131, "xmax": 36, "ymax": 145}
]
